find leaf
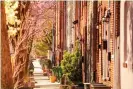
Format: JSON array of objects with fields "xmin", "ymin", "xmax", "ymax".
[{"xmin": 8, "ymin": 27, "xmax": 17, "ymax": 36}]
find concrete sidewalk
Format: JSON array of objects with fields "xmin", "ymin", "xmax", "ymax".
[
  {"xmin": 32, "ymin": 60, "xmax": 60, "ymax": 89},
  {"xmin": 34, "ymin": 74, "xmax": 59, "ymax": 89}
]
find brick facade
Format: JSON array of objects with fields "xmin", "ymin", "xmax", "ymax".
[
  {"xmin": 96, "ymin": 1, "xmax": 114, "ymax": 87},
  {"xmin": 55, "ymin": 1, "xmax": 66, "ymax": 65},
  {"xmin": 95, "ymin": 1, "xmax": 120, "ymax": 88},
  {"xmin": 55, "ymin": 1, "xmax": 121, "ymax": 88}
]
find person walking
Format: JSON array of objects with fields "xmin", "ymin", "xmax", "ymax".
[{"xmin": 29, "ymin": 60, "xmax": 34, "ymax": 76}]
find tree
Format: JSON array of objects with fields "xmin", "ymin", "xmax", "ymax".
[
  {"xmin": 4, "ymin": 1, "xmax": 56, "ymax": 88},
  {"xmin": 32, "ymin": 30, "xmax": 53, "ymax": 57},
  {"xmin": 31, "ymin": 1, "xmax": 56, "ymax": 57},
  {"xmin": 4, "ymin": 1, "xmax": 35, "ymax": 88},
  {"xmin": 1, "ymin": 1, "xmax": 14, "ymax": 89}
]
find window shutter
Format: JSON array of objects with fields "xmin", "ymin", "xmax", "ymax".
[{"xmin": 103, "ymin": 40, "xmax": 107, "ymax": 50}]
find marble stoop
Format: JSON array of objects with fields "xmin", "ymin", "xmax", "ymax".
[{"xmin": 34, "ymin": 75, "xmax": 60, "ymax": 88}]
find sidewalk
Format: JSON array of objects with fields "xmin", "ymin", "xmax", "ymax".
[{"xmin": 32, "ymin": 59, "xmax": 60, "ymax": 89}]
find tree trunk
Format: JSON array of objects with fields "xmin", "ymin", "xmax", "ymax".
[
  {"xmin": 13, "ymin": 44, "xmax": 29, "ymax": 89},
  {"xmin": 9, "ymin": 2, "xmax": 31, "ymax": 89},
  {"xmin": 1, "ymin": 1, "xmax": 14, "ymax": 89}
]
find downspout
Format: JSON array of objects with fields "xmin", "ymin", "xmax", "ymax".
[
  {"xmin": 107, "ymin": 0, "xmax": 110, "ymax": 79},
  {"xmin": 53, "ymin": 2, "xmax": 56, "ymax": 66},
  {"xmin": 52, "ymin": 24, "xmax": 55, "ymax": 66},
  {"xmin": 113, "ymin": 2, "xmax": 116, "ymax": 89},
  {"xmin": 90, "ymin": 1, "xmax": 94, "ymax": 83},
  {"xmin": 86, "ymin": 1, "xmax": 90, "ymax": 83}
]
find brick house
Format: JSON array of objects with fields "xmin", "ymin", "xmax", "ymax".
[
  {"xmin": 55, "ymin": 1, "xmax": 133, "ymax": 89},
  {"xmin": 94, "ymin": 1, "xmax": 120, "ymax": 88},
  {"xmin": 55, "ymin": 1, "xmax": 66, "ymax": 65},
  {"xmin": 55, "ymin": 1, "xmax": 89, "ymax": 82},
  {"xmin": 65, "ymin": 1, "xmax": 76, "ymax": 52},
  {"xmin": 73, "ymin": 1, "xmax": 121, "ymax": 88}
]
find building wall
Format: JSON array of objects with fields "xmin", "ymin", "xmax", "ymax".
[
  {"xmin": 80, "ymin": 1, "xmax": 88, "ymax": 83},
  {"xmin": 113, "ymin": 2, "xmax": 121, "ymax": 89},
  {"xmin": 55, "ymin": 2, "xmax": 133, "ymax": 89},
  {"xmin": 96, "ymin": 1, "xmax": 116, "ymax": 87},
  {"xmin": 74, "ymin": 1, "xmax": 88, "ymax": 82},
  {"xmin": 120, "ymin": 1, "xmax": 133, "ymax": 89},
  {"xmin": 55, "ymin": 1, "xmax": 66, "ymax": 65},
  {"xmin": 85, "ymin": 1, "xmax": 98, "ymax": 83},
  {"xmin": 86, "ymin": 1, "xmax": 93, "ymax": 82},
  {"xmin": 66, "ymin": 1, "xmax": 75, "ymax": 52},
  {"xmin": 55, "ymin": 1, "xmax": 60, "ymax": 65},
  {"xmin": 71, "ymin": 1, "xmax": 76, "ymax": 50}
]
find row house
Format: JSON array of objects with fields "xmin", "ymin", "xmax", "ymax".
[
  {"xmin": 95, "ymin": 1, "xmax": 133, "ymax": 89},
  {"xmin": 95, "ymin": 1, "xmax": 119, "ymax": 88},
  {"xmin": 55, "ymin": 1, "xmax": 66, "ymax": 65},
  {"xmin": 55, "ymin": 1, "xmax": 133, "ymax": 89},
  {"xmin": 55, "ymin": 0, "xmax": 96, "ymax": 83}
]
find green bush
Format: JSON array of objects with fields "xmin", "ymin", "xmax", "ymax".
[
  {"xmin": 52, "ymin": 66, "xmax": 63, "ymax": 82},
  {"xmin": 40, "ymin": 59, "xmax": 52, "ymax": 69},
  {"xmin": 61, "ymin": 40, "xmax": 82, "ymax": 83}
]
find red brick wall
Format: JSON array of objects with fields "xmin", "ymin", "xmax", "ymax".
[
  {"xmin": 96, "ymin": 1, "xmax": 116, "ymax": 87},
  {"xmin": 55, "ymin": 2, "xmax": 120, "ymax": 88},
  {"xmin": 55, "ymin": 1, "xmax": 66, "ymax": 64}
]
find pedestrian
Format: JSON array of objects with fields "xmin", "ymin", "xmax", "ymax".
[{"xmin": 29, "ymin": 60, "xmax": 34, "ymax": 76}]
